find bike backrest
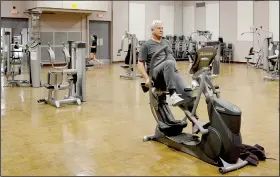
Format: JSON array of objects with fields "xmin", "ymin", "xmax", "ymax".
[{"xmin": 189, "ymin": 47, "xmax": 217, "ymax": 74}]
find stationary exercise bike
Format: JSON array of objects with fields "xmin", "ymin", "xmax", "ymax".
[{"xmin": 140, "ymin": 46, "xmax": 248, "ymax": 174}]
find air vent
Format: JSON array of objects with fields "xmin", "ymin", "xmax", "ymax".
[{"xmin": 196, "ymin": 2, "xmax": 205, "ymax": 8}]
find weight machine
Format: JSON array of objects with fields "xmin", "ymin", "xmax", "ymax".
[
  {"xmin": 117, "ymin": 31, "xmax": 142, "ymax": 80},
  {"xmin": 37, "ymin": 41, "xmax": 86, "ymax": 108},
  {"xmin": 2, "ymin": 31, "xmax": 41, "ymax": 87},
  {"xmin": 264, "ymin": 42, "xmax": 279, "ymax": 81},
  {"xmin": 174, "ymin": 35, "xmax": 189, "ymax": 60},
  {"xmin": 189, "ymin": 30, "xmax": 212, "ymax": 43},
  {"xmin": 242, "ymin": 26, "xmax": 273, "ymax": 69},
  {"xmin": 186, "ymin": 30, "xmax": 213, "ymax": 62}
]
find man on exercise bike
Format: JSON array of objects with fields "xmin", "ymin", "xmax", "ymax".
[
  {"xmin": 137, "ymin": 20, "xmax": 190, "ymax": 106},
  {"xmin": 138, "ymin": 20, "xmax": 201, "ymax": 133}
]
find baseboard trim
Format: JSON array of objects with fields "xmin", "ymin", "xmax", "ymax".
[
  {"xmin": 85, "ymin": 60, "xmax": 253, "ymax": 65},
  {"xmin": 112, "ymin": 61, "xmax": 125, "ymax": 64},
  {"xmin": 231, "ymin": 61, "xmax": 257, "ymax": 65}
]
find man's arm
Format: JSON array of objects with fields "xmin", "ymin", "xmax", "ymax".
[
  {"xmin": 138, "ymin": 61, "xmax": 149, "ymax": 80},
  {"xmin": 137, "ymin": 44, "xmax": 149, "ymax": 80}
]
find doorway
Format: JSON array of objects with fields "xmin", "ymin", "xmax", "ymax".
[
  {"xmin": 88, "ymin": 21, "xmax": 111, "ymax": 64},
  {"xmin": 1, "ymin": 17, "xmax": 29, "ymax": 45}
]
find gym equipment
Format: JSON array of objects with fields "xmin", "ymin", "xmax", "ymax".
[
  {"xmin": 2, "ymin": 31, "xmax": 41, "ymax": 87},
  {"xmin": 85, "ymin": 60, "xmax": 95, "ymax": 70},
  {"xmin": 69, "ymin": 41, "xmax": 87, "ymax": 102},
  {"xmin": 174, "ymin": 35, "xmax": 189, "ymax": 61},
  {"xmin": 140, "ymin": 46, "xmax": 248, "ymax": 174},
  {"xmin": 222, "ymin": 43, "xmax": 233, "ymax": 63},
  {"xmin": 185, "ymin": 31, "xmax": 212, "ymax": 62},
  {"xmin": 203, "ymin": 41, "xmax": 222, "ymax": 75},
  {"xmin": 68, "ymin": 40, "xmax": 93, "ymax": 71},
  {"xmin": 164, "ymin": 34, "xmax": 198, "ymax": 62},
  {"xmin": 264, "ymin": 42, "xmax": 279, "ymax": 81},
  {"xmin": 37, "ymin": 42, "xmax": 83, "ymax": 108},
  {"xmin": 117, "ymin": 31, "xmax": 142, "ymax": 80},
  {"xmin": 28, "ymin": 40, "xmax": 42, "ymax": 88},
  {"xmin": 241, "ymin": 26, "xmax": 273, "ymax": 69},
  {"xmin": 245, "ymin": 47, "xmax": 255, "ymax": 68},
  {"xmin": 189, "ymin": 30, "xmax": 212, "ymax": 42},
  {"xmin": 2, "ymin": 31, "xmax": 24, "ymax": 87}
]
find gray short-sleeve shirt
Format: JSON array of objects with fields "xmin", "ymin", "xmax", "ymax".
[{"xmin": 139, "ymin": 38, "xmax": 173, "ymax": 73}]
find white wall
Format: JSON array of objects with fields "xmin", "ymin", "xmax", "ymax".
[
  {"xmin": 160, "ymin": 5, "xmax": 174, "ymax": 36},
  {"xmin": 269, "ymin": 1, "xmax": 279, "ymax": 42},
  {"xmin": 183, "ymin": 6, "xmax": 195, "ymax": 37},
  {"xmin": 184, "ymin": 1, "xmax": 219, "ymax": 41},
  {"xmin": 185, "ymin": 1, "xmax": 274, "ymax": 63},
  {"xmin": 145, "ymin": 1, "xmax": 160, "ymax": 40},
  {"xmin": 1, "ymin": 1, "xmax": 28, "ymax": 18},
  {"xmin": 206, "ymin": 3, "xmax": 219, "ymax": 41},
  {"xmin": 129, "ymin": 3, "xmax": 146, "ymax": 41},
  {"xmin": 112, "ymin": 1, "xmax": 183, "ymax": 62},
  {"xmin": 237, "ymin": 1, "xmax": 254, "ymax": 42},
  {"xmin": 112, "ymin": 1, "xmax": 129, "ymax": 62}
]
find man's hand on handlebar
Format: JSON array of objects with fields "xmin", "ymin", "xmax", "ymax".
[
  {"xmin": 137, "ymin": 61, "xmax": 149, "ymax": 84},
  {"xmin": 145, "ymin": 78, "xmax": 151, "ymax": 88}
]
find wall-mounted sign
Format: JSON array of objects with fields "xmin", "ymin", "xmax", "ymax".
[
  {"xmin": 11, "ymin": 9, "xmax": 17, "ymax": 14},
  {"xmin": 97, "ymin": 13, "xmax": 104, "ymax": 18},
  {"xmin": 72, "ymin": 3, "xmax": 78, "ymax": 9},
  {"xmin": 12, "ymin": 6, "xmax": 17, "ymax": 14}
]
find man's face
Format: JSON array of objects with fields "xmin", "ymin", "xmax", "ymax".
[{"xmin": 152, "ymin": 24, "xmax": 163, "ymax": 37}]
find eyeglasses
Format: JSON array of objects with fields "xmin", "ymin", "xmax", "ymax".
[{"xmin": 155, "ymin": 27, "xmax": 163, "ymax": 30}]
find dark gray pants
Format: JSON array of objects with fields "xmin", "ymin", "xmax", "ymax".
[{"xmin": 152, "ymin": 59, "xmax": 192, "ymax": 98}]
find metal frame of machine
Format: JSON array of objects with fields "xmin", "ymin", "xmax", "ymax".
[
  {"xmin": 2, "ymin": 30, "xmax": 41, "ymax": 87},
  {"xmin": 117, "ymin": 31, "xmax": 142, "ymax": 80},
  {"xmin": 242, "ymin": 26, "xmax": 273, "ymax": 69},
  {"xmin": 264, "ymin": 41, "xmax": 279, "ymax": 81},
  {"xmin": 141, "ymin": 46, "xmax": 248, "ymax": 174},
  {"xmin": 37, "ymin": 41, "xmax": 86, "ymax": 108}
]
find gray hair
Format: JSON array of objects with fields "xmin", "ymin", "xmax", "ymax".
[{"xmin": 150, "ymin": 20, "xmax": 163, "ymax": 31}]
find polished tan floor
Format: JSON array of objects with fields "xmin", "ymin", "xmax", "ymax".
[{"xmin": 1, "ymin": 62, "xmax": 279, "ymax": 176}]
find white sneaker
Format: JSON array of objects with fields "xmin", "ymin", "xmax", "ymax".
[
  {"xmin": 191, "ymin": 80, "xmax": 199, "ymax": 90},
  {"xmin": 169, "ymin": 92, "xmax": 185, "ymax": 106}
]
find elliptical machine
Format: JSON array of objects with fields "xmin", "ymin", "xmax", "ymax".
[{"xmin": 140, "ymin": 46, "xmax": 248, "ymax": 174}]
